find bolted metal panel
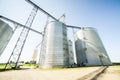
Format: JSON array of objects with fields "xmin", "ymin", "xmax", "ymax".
[
  {"xmin": 74, "ymin": 27, "xmax": 111, "ymax": 66},
  {"xmin": 0, "ymin": 19, "xmax": 13, "ymax": 56},
  {"xmin": 39, "ymin": 21, "xmax": 69, "ymax": 68}
]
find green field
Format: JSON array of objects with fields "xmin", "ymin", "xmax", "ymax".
[
  {"xmin": 0, "ymin": 63, "xmax": 36, "ymax": 71},
  {"xmin": 0, "ymin": 64, "xmax": 5, "ymax": 69}
]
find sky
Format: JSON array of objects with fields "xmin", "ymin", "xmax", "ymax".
[{"xmin": 0, "ymin": 0, "xmax": 120, "ymax": 63}]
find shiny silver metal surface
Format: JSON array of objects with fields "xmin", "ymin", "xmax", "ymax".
[
  {"xmin": 39, "ymin": 21, "xmax": 69, "ymax": 68},
  {"xmin": 74, "ymin": 27, "xmax": 111, "ymax": 66},
  {"xmin": 0, "ymin": 20, "xmax": 13, "ymax": 56},
  {"xmin": 68, "ymin": 40, "xmax": 74, "ymax": 67}
]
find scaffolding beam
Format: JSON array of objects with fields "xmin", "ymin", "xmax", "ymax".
[
  {"xmin": 4, "ymin": 6, "xmax": 38, "ymax": 69},
  {"xmin": 66, "ymin": 25, "xmax": 81, "ymax": 29},
  {"xmin": 25, "ymin": 0, "xmax": 82, "ymax": 29},
  {"xmin": 0, "ymin": 15, "xmax": 43, "ymax": 35},
  {"xmin": 26, "ymin": 0, "xmax": 58, "ymax": 21}
]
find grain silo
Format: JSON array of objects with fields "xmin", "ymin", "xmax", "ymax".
[
  {"xmin": 74, "ymin": 27, "xmax": 111, "ymax": 66},
  {"xmin": 68, "ymin": 40, "xmax": 74, "ymax": 67},
  {"xmin": 39, "ymin": 21, "xmax": 69, "ymax": 68},
  {"xmin": 0, "ymin": 19, "xmax": 13, "ymax": 56}
]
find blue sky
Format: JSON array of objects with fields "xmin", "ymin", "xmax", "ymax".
[{"xmin": 0, "ymin": 0, "xmax": 120, "ymax": 63}]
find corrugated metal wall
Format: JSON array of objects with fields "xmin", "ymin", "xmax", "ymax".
[
  {"xmin": 74, "ymin": 27, "xmax": 111, "ymax": 66},
  {"xmin": 39, "ymin": 21, "xmax": 69, "ymax": 68},
  {"xmin": 0, "ymin": 19, "xmax": 13, "ymax": 56},
  {"xmin": 68, "ymin": 40, "xmax": 74, "ymax": 67}
]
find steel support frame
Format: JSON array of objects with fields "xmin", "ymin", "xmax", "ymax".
[
  {"xmin": 0, "ymin": 15, "xmax": 43, "ymax": 35},
  {"xmin": 25, "ymin": 0, "xmax": 81, "ymax": 29},
  {"xmin": 0, "ymin": 0, "xmax": 82, "ymax": 70},
  {"xmin": 4, "ymin": 6, "xmax": 38, "ymax": 69}
]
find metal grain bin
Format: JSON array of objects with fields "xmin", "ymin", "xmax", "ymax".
[
  {"xmin": 0, "ymin": 19, "xmax": 13, "ymax": 56},
  {"xmin": 74, "ymin": 27, "xmax": 111, "ymax": 66},
  {"xmin": 39, "ymin": 21, "xmax": 69, "ymax": 68},
  {"xmin": 68, "ymin": 40, "xmax": 74, "ymax": 67}
]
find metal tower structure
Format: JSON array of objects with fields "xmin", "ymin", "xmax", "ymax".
[
  {"xmin": 26, "ymin": 0, "xmax": 81, "ymax": 30},
  {"xmin": 0, "ymin": 0, "xmax": 82, "ymax": 70},
  {"xmin": 4, "ymin": 6, "xmax": 38, "ymax": 69},
  {"xmin": 26, "ymin": 0, "xmax": 81, "ymax": 66}
]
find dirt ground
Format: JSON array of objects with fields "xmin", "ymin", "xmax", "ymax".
[
  {"xmin": 0, "ymin": 66, "xmax": 120, "ymax": 80},
  {"xmin": 0, "ymin": 67, "xmax": 100, "ymax": 80},
  {"xmin": 96, "ymin": 66, "xmax": 120, "ymax": 80}
]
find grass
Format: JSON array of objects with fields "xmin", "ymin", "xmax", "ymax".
[
  {"xmin": 23, "ymin": 63, "xmax": 36, "ymax": 66},
  {"xmin": 0, "ymin": 63, "xmax": 36, "ymax": 67},
  {"xmin": 36, "ymin": 66, "xmax": 95, "ymax": 71},
  {"xmin": 113, "ymin": 65, "xmax": 120, "ymax": 74},
  {"xmin": 114, "ymin": 65, "xmax": 120, "ymax": 68},
  {"xmin": 0, "ymin": 64, "xmax": 12, "ymax": 72},
  {"xmin": 0, "ymin": 64, "xmax": 5, "ymax": 69},
  {"xmin": 1, "ymin": 63, "xmax": 120, "ymax": 72},
  {"xmin": 37, "ymin": 67, "xmax": 66, "ymax": 70},
  {"xmin": 0, "ymin": 63, "xmax": 36, "ymax": 71}
]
